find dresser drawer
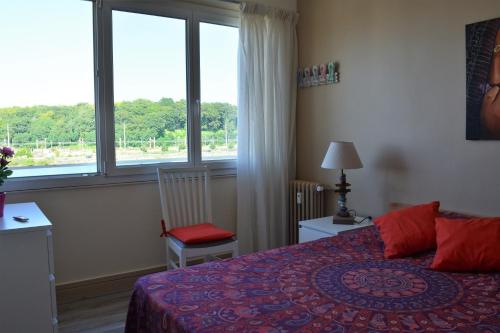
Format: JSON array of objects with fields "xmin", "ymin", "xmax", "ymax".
[{"xmin": 0, "ymin": 230, "xmax": 54, "ymax": 332}]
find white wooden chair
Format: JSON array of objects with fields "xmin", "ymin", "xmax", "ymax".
[{"xmin": 157, "ymin": 167, "xmax": 238, "ymax": 269}]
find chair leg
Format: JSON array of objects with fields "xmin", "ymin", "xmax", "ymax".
[
  {"xmin": 165, "ymin": 239, "xmax": 171, "ymax": 270},
  {"xmin": 179, "ymin": 251, "xmax": 187, "ymax": 268}
]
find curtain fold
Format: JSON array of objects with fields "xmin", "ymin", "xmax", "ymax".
[{"xmin": 237, "ymin": 2, "xmax": 298, "ymax": 254}]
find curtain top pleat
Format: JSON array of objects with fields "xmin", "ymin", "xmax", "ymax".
[{"xmin": 240, "ymin": 2, "xmax": 299, "ymax": 24}]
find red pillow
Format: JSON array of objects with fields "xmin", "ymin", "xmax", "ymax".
[
  {"xmin": 431, "ymin": 217, "xmax": 500, "ymax": 272},
  {"xmin": 168, "ymin": 223, "xmax": 234, "ymax": 244},
  {"xmin": 374, "ymin": 201, "xmax": 440, "ymax": 259}
]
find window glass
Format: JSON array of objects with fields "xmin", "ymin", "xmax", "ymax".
[
  {"xmin": 112, "ymin": 11, "xmax": 188, "ymax": 166},
  {"xmin": 0, "ymin": 0, "xmax": 96, "ymax": 177},
  {"xmin": 200, "ymin": 22, "xmax": 238, "ymax": 161}
]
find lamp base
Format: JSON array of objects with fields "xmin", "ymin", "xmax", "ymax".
[
  {"xmin": 335, "ymin": 169, "xmax": 352, "ymax": 219},
  {"xmin": 332, "ymin": 215, "xmax": 356, "ymax": 225}
]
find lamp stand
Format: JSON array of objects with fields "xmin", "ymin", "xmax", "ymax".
[{"xmin": 333, "ymin": 169, "xmax": 356, "ymax": 225}]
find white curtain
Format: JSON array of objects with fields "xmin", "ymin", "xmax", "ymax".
[{"xmin": 237, "ymin": 2, "xmax": 298, "ymax": 254}]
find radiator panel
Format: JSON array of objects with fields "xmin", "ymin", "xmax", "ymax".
[{"xmin": 289, "ymin": 180, "xmax": 325, "ymax": 244}]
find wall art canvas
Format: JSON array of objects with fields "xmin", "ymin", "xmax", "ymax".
[{"xmin": 466, "ymin": 17, "xmax": 500, "ymax": 140}]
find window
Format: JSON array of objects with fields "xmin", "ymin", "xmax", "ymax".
[
  {"xmin": 112, "ymin": 11, "xmax": 188, "ymax": 166},
  {"xmin": 1, "ymin": 0, "xmax": 239, "ymax": 187},
  {"xmin": 0, "ymin": 0, "xmax": 96, "ymax": 178},
  {"xmin": 200, "ymin": 22, "xmax": 239, "ymax": 161}
]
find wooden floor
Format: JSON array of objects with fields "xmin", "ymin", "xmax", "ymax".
[{"xmin": 58, "ymin": 291, "xmax": 131, "ymax": 333}]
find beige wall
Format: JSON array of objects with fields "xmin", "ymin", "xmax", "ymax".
[
  {"xmin": 297, "ymin": 0, "xmax": 500, "ymax": 217},
  {"xmin": 6, "ymin": 177, "xmax": 236, "ymax": 284}
]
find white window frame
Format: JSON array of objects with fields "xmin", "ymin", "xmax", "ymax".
[{"xmin": 4, "ymin": 0, "xmax": 239, "ymax": 192}]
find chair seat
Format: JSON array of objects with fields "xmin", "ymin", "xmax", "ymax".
[
  {"xmin": 168, "ymin": 235, "xmax": 237, "ymax": 249},
  {"xmin": 168, "ymin": 223, "xmax": 235, "ymax": 245}
]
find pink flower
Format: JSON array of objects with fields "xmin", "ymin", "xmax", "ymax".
[{"xmin": 1, "ymin": 147, "xmax": 14, "ymax": 158}]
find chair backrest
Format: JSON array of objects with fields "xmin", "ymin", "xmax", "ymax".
[{"xmin": 157, "ymin": 167, "xmax": 213, "ymax": 230}]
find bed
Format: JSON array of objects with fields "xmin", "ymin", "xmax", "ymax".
[{"xmin": 125, "ymin": 226, "xmax": 500, "ymax": 332}]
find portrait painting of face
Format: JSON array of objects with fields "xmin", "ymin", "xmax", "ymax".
[{"xmin": 466, "ymin": 18, "xmax": 500, "ymax": 140}]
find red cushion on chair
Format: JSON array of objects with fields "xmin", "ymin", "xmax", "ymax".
[
  {"xmin": 431, "ymin": 217, "xmax": 500, "ymax": 272},
  {"xmin": 168, "ymin": 223, "xmax": 235, "ymax": 244},
  {"xmin": 374, "ymin": 201, "xmax": 440, "ymax": 258}
]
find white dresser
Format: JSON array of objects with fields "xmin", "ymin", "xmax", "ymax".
[{"xmin": 0, "ymin": 202, "xmax": 58, "ymax": 333}]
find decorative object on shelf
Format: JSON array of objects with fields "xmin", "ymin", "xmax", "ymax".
[
  {"xmin": 319, "ymin": 64, "xmax": 327, "ymax": 84},
  {"xmin": 466, "ymin": 17, "xmax": 500, "ymax": 140},
  {"xmin": 0, "ymin": 146, "xmax": 15, "ymax": 217},
  {"xmin": 303, "ymin": 67, "xmax": 311, "ymax": 88},
  {"xmin": 299, "ymin": 61, "xmax": 339, "ymax": 88},
  {"xmin": 321, "ymin": 141, "xmax": 363, "ymax": 225},
  {"xmin": 327, "ymin": 62, "xmax": 339, "ymax": 84},
  {"xmin": 311, "ymin": 65, "xmax": 319, "ymax": 86}
]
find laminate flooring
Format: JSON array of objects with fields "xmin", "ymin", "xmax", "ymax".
[{"xmin": 58, "ymin": 291, "xmax": 131, "ymax": 333}]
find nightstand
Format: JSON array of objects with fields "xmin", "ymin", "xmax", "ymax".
[{"xmin": 298, "ymin": 215, "xmax": 373, "ymax": 243}]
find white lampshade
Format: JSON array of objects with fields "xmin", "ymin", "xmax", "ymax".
[{"xmin": 321, "ymin": 141, "xmax": 363, "ymax": 170}]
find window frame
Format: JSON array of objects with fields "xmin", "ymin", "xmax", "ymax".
[
  {"xmin": 3, "ymin": 0, "xmax": 239, "ymax": 192},
  {"xmin": 101, "ymin": 2, "xmax": 194, "ymax": 177}
]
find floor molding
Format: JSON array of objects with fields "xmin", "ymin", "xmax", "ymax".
[{"xmin": 56, "ymin": 265, "xmax": 166, "ymax": 310}]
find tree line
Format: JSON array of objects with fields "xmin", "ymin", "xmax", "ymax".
[{"xmin": 0, "ymin": 98, "xmax": 237, "ymax": 148}]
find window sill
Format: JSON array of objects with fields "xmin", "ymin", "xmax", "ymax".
[{"xmin": 2, "ymin": 164, "xmax": 236, "ymax": 193}]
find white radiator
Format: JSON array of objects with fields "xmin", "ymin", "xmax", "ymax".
[{"xmin": 289, "ymin": 180, "xmax": 325, "ymax": 244}]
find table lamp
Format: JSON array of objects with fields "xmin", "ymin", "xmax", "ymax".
[{"xmin": 321, "ymin": 141, "xmax": 363, "ymax": 224}]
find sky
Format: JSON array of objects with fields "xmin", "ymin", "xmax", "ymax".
[{"xmin": 0, "ymin": 0, "xmax": 238, "ymax": 108}]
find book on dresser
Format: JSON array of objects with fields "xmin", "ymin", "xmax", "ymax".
[{"xmin": 0, "ymin": 202, "xmax": 58, "ymax": 333}]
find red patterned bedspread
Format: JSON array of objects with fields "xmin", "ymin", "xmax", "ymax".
[{"xmin": 125, "ymin": 226, "xmax": 500, "ymax": 332}]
